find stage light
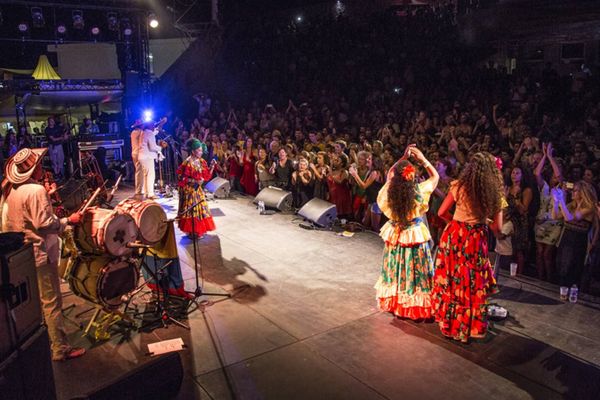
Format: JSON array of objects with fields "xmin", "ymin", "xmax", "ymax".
[
  {"xmin": 122, "ymin": 18, "xmax": 132, "ymax": 37},
  {"xmin": 149, "ymin": 13, "xmax": 159, "ymax": 29},
  {"xmin": 72, "ymin": 10, "xmax": 84, "ymax": 30},
  {"xmin": 57, "ymin": 24, "xmax": 67, "ymax": 35},
  {"xmin": 31, "ymin": 7, "xmax": 44, "ymax": 28},
  {"xmin": 91, "ymin": 26, "xmax": 100, "ymax": 36},
  {"xmin": 143, "ymin": 110, "xmax": 154, "ymax": 122},
  {"xmin": 18, "ymin": 22, "xmax": 29, "ymax": 33},
  {"xmin": 335, "ymin": 1, "xmax": 346, "ymax": 18},
  {"xmin": 107, "ymin": 12, "xmax": 118, "ymax": 31},
  {"xmin": 296, "ymin": 15, "xmax": 303, "ymax": 23}
]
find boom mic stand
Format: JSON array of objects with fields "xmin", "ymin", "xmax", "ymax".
[
  {"xmin": 131, "ymin": 242, "xmax": 190, "ymax": 331},
  {"xmin": 178, "ymin": 200, "xmax": 230, "ymax": 308}
]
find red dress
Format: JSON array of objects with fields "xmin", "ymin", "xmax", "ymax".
[
  {"xmin": 240, "ymin": 153, "xmax": 258, "ymax": 196},
  {"xmin": 326, "ymin": 174, "xmax": 353, "ymax": 216},
  {"xmin": 176, "ymin": 157, "xmax": 216, "ymax": 236}
]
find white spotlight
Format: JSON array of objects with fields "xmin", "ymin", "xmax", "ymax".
[{"xmin": 149, "ymin": 13, "xmax": 159, "ymax": 29}]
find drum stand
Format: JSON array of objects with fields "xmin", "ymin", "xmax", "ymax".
[
  {"xmin": 179, "ymin": 201, "xmax": 230, "ymax": 311},
  {"xmin": 136, "ymin": 247, "xmax": 190, "ymax": 331}
]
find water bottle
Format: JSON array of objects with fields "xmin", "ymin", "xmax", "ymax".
[
  {"xmin": 258, "ymin": 201, "xmax": 265, "ymax": 214},
  {"xmin": 569, "ymin": 284, "xmax": 578, "ymax": 303}
]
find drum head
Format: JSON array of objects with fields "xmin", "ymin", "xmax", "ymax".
[
  {"xmin": 103, "ymin": 213, "xmax": 138, "ymax": 256},
  {"xmin": 138, "ymin": 203, "xmax": 168, "ymax": 244},
  {"xmin": 116, "ymin": 199, "xmax": 168, "ymax": 245},
  {"xmin": 99, "ymin": 258, "xmax": 139, "ymax": 308},
  {"xmin": 67, "ymin": 256, "xmax": 139, "ymax": 309}
]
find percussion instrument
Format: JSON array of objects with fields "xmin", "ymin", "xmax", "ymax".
[
  {"xmin": 65, "ymin": 255, "xmax": 139, "ymax": 309},
  {"xmin": 75, "ymin": 207, "xmax": 138, "ymax": 257},
  {"xmin": 115, "ymin": 199, "xmax": 168, "ymax": 245}
]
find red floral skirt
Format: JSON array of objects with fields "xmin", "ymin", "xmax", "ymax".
[{"xmin": 431, "ymin": 220, "xmax": 497, "ymax": 342}]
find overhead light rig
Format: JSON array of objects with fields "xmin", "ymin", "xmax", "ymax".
[{"xmin": 0, "ymin": 0, "xmax": 159, "ymax": 44}]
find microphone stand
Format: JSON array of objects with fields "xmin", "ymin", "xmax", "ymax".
[
  {"xmin": 178, "ymin": 200, "xmax": 230, "ymax": 308},
  {"xmin": 132, "ymin": 243, "xmax": 190, "ymax": 331}
]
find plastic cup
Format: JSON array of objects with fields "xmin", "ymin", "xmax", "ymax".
[
  {"xmin": 510, "ymin": 262, "xmax": 518, "ymax": 276},
  {"xmin": 560, "ymin": 286, "xmax": 569, "ymax": 301}
]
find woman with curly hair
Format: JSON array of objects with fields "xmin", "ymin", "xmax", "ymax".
[
  {"xmin": 374, "ymin": 144, "xmax": 439, "ymax": 320},
  {"xmin": 432, "ymin": 152, "xmax": 504, "ymax": 343}
]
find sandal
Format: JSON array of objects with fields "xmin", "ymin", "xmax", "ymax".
[{"xmin": 52, "ymin": 347, "xmax": 86, "ymax": 362}]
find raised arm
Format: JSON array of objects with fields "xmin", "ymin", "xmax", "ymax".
[
  {"xmin": 534, "ymin": 143, "xmax": 547, "ymax": 189},
  {"xmin": 546, "ymin": 142, "xmax": 562, "ymax": 184},
  {"xmin": 409, "ymin": 147, "xmax": 439, "ymax": 190},
  {"xmin": 386, "ymin": 144, "xmax": 414, "ymax": 181}
]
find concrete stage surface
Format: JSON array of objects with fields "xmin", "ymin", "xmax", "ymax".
[{"xmin": 53, "ymin": 186, "xmax": 600, "ymax": 400}]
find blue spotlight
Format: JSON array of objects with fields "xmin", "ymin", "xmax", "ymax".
[{"xmin": 143, "ymin": 109, "xmax": 154, "ymax": 122}]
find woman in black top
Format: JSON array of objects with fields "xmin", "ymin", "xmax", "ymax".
[
  {"xmin": 269, "ymin": 148, "xmax": 294, "ymax": 190},
  {"xmin": 350, "ymin": 154, "xmax": 384, "ymax": 231},
  {"xmin": 292, "ymin": 157, "xmax": 314, "ymax": 208}
]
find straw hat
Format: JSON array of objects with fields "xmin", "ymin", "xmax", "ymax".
[{"xmin": 5, "ymin": 147, "xmax": 48, "ymax": 185}]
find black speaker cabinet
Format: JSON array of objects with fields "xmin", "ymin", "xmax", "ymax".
[
  {"xmin": 253, "ymin": 187, "xmax": 293, "ymax": 211},
  {"xmin": 298, "ymin": 198, "xmax": 338, "ymax": 227},
  {"xmin": 77, "ymin": 352, "xmax": 183, "ymax": 400},
  {"xmin": 205, "ymin": 177, "xmax": 231, "ymax": 198},
  {"xmin": 0, "ymin": 326, "xmax": 56, "ymax": 400},
  {"xmin": 0, "ymin": 243, "xmax": 42, "ymax": 359}
]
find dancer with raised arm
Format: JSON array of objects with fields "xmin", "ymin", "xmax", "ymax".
[
  {"xmin": 375, "ymin": 144, "xmax": 439, "ymax": 320},
  {"xmin": 432, "ymin": 152, "xmax": 504, "ymax": 342}
]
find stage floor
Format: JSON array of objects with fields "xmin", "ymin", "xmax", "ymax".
[{"xmin": 53, "ymin": 185, "xmax": 600, "ymax": 400}]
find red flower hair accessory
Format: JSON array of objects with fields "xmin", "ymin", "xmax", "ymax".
[
  {"xmin": 495, "ymin": 156, "xmax": 503, "ymax": 171},
  {"xmin": 401, "ymin": 164, "xmax": 416, "ymax": 181}
]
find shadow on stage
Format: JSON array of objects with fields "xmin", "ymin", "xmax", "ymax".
[
  {"xmin": 178, "ymin": 233, "xmax": 268, "ymax": 305},
  {"xmin": 391, "ymin": 314, "xmax": 600, "ymax": 400}
]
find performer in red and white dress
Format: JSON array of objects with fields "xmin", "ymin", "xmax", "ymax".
[{"xmin": 176, "ymin": 138, "xmax": 216, "ymax": 238}]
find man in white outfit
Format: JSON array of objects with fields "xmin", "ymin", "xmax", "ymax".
[
  {"xmin": 137, "ymin": 121, "xmax": 163, "ymax": 199},
  {"xmin": 130, "ymin": 119, "xmax": 144, "ymax": 198},
  {"xmin": 1, "ymin": 148, "xmax": 85, "ymax": 361}
]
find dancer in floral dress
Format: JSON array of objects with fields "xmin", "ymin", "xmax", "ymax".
[
  {"xmin": 432, "ymin": 152, "xmax": 504, "ymax": 342},
  {"xmin": 375, "ymin": 145, "xmax": 439, "ymax": 319}
]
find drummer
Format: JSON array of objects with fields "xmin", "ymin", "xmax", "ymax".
[{"xmin": 1, "ymin": 148, "xmax": 86, "ymax": 361}]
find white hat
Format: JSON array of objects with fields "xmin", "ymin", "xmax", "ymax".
[{"xmin": 5, "ymin": 148, "xmax": 48, "ymax": 185}]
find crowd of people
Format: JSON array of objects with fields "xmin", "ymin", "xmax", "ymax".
[
  {"xmin": 154, "ymin": 7, "xmax": 600, "ymax": 299},
  {"xmin": 1, "ymin": 2, "xmax": 599, "ymax": 352}
]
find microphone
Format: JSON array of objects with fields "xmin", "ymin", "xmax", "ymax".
[{"xmin": 126, "ymin": 242, "xmax": 152, "ymax": 249}]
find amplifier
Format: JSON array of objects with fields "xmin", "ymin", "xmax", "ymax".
[
  {"xmin": 0, "ymin": 243, "xmax": 42, "ymax": 359},
  {"xmin": 0, "ymin": 326, "xmax": 56, "ymax": 400},
  {"xmin": 78, "ymin": 140, "xmax": 124, "ymax": 170}
]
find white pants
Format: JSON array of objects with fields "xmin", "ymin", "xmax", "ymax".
[
  {"xmin": 132, "ymin": 156, "xmax": 144, "ymax": 195},
  {"xmin": 139, "ymin": 157, "xmax": 156, "ymax": 197},
  {"xmin": 37, "ymin": 262, "xmax": 69, "ymax": 359},
  {"xmin": 49, "ymin": 144, "xmax": 64, "ymax": 176}
]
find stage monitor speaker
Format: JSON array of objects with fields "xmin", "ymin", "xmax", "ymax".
[
  {"xmin": 75, "ymin": 352, "xmax": 183, "ymax": 400},
  {"xmin": 253, "ymin": 186, "xmax": 293, "ymax": 211},
  {"xmin": 0, "ymin": 326, "xmax": 56, "ymax": 400},
  {"xmin": 205, "ymin": 177, "xmax": 230, "ymax": 198},
  {"xmin": 298, "ymin": 198, "xmax": 338, "ymax": 228},
  {"xmin": 0, "ymin": 238, "xmax": 42, "ymax": 359}
]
